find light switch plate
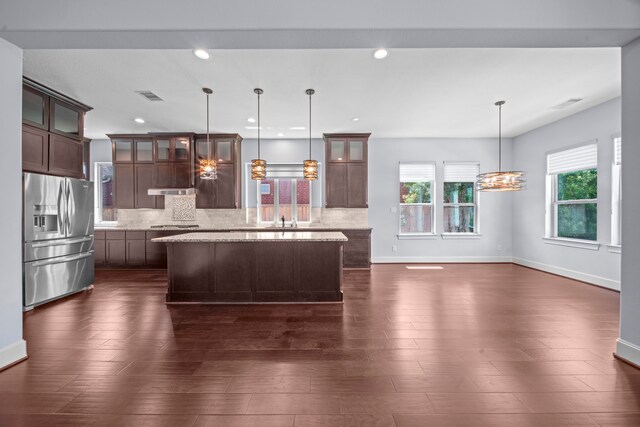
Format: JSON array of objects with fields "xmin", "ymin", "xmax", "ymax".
[{"xmin": 390, "ymin": 206, "xmax": 397, "ymax": 213}]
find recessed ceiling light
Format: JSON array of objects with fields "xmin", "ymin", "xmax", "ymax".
[
  {"xmin": 134, "ymin": 117, "xmax": 145, "ymax": 124},
  {"xmin": 193, "ymin": 49, "xmax": 210, "ymax": 60},
  {"xmin": 289, "ymin": 126, "xmax": 306, "ymax": 130},
  {"xmin": 352, "ymin": 117, "xmax": 360, "ymax": 122},
  {"xmin": 247, "ymin": 117, "xmax": 256, "ymax": 123},
  {"xmin": 277, "ymin": 132, "xmax": 284, "ymax": 137},
  {"xmin": 373, "ymin": 48, "xmax": 388, "ymax": 59}
]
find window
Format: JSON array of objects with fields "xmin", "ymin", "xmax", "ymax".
[
  {"xmin": 443, "ymin": 163, "xmax": 479, "ymax": 233},
  {"xmin": 94, "ymin": 162, "xmax": 116, "ymax": 223},
  {"xmin": 611, "ymin": 137, "xmax": 622, "ymax": 246},
  {"xmin": 257, "ymin": 164, "xmax": 311, "ymax": 223},
  {"xmin": 546, "ymin": 143, "xmax": 598, "ymax": 241},
  {"xmin": 399, "ymin": 163, "xmax": 435, "ymax": 234}
]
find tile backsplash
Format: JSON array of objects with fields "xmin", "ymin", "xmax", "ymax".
[{"xmin": 115, "ymin": 196, "xmax": 368, "ymax": 229}]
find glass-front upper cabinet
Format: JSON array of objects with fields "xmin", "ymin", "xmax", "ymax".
[
  {"xmin": 329, "ymin": 139, "xmax": 347, "ymax": 162},
  {"xmin": 348, "ymin": 139, "xmax": 365, "ymax": 161},
  {"xmin": 174, "ymin": 137, "xmax": 191, "ymax": 162},
  {"xmin": 215, "ymin": 139, "xmax": 233, "ymax": 163},
  {"xmin": 155, "ymin": 139, "xmax": 171, "ymax": 161},
  {"xmin": 51, "ymin": 99, "xmax": 82, "ymax": 139},
  {"xmin": 135, "ymin": 139, "xmax": 154, "ymax": 163},
  {"xmin": 113, "ymin": 139, "xmax": 133, "ymax": 163},
  {"xmin": 22, "ymin": 87, "xmax": 49, "ymax": 130}
]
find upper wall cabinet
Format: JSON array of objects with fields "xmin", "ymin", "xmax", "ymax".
[
  {"xmin": 22, "ymin": 78, "xmax": 92, "ymax": 179},
  {"xmin": 324, "ymin": 133, "xmax": 370, "ymax": 208},
  {"xmin": 194, "ymin": 134, "xmax": 242, "ymax": 209}
]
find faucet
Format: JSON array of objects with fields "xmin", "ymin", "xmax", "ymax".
[{"xmin": 281, "ymin": 215, "xmax": 285, "ymax": 228}]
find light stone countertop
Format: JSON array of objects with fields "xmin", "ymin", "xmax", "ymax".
[
  {"xmin": 96, "ymin": 224, "xmax": 371, "ymax": 231},
  {"xmin": 152, "ymin": 231, "xmax": 348, "ymax": 243}
]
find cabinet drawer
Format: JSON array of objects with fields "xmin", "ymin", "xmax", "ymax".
[
  {"xmin": 343, "ymin": 251, "xmax": 370, "ymax": 268},
  {"xmin": 126, "ymin": 231, "xmax": 146, "ymax": 240},
  {"xmin": 105, "ymin": 231, "xmax": 126, "ymax": 240},
  {"xmin": 94, "ymin": 231, "xmax": 106, "ymax": 240},
  {"xmin": 344, "ymin": 238, "xmax": 369, "ymax": 253}
]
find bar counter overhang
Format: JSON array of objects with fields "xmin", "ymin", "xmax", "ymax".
[{"xmin": 153, "ymin": 231, "xmax": 347, "ymax": 303}]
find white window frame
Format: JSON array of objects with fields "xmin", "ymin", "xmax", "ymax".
[
  {"xmin": 610, "ymin": 135, "xmax": 622, "ymax": 250},
  {"xmin": 398, "ymin": 162, "xmax": 436, "ymax": 237},
  {"xmin": 544, "ymin": 142, "xmax": 599, "ymax": 248},
  {"xmin": 442, "ymin": 162, "xmax": 480, "ymax": 235},
  {"xmin": 257, "ymin": 178, "xmax": 311, "ymax": 224},
  {"xmin": 94, "ymin": 162, "xmax": 117, "ymax": 225}
]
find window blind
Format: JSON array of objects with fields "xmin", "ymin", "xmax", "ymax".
[
  {"xmin": 266, "ymin": 164, "xmax": 304, "ymax": 179},
  {"xmin": 614, "ymin": 137, "xmax": 621, "ymax": 165},
  {"xmin": 444, "ymin": 163, "xmax": 479, "ymax": 182},
  {"xmin": 547, "ymin": 143, "xmax": 597, "ymax": 175},
  {"xmin": 399, "ymin": 163, "xmax": 435, "ymax": 182}
]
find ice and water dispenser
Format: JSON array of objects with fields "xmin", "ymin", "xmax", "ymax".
[{"xmin": 31, "ymin": 204, "xmax": 59, "ymax": 234}]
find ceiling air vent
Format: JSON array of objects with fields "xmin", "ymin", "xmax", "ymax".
[
  {"xmin": 136, "ymin": 90, "xmax": 164, "ymax": 101},
  {"xmin": 550, "ymin": 98, "xmax": 583, "ymax": 110}
]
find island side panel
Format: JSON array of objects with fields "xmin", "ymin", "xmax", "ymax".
[
  {"xmin": 213, "ymin": 242, "xmax": 254, "ymax": 301},
  {"xmin": 166, "ymin": 242, "xmax": 212, "ymax": 302},
  {"xmin": 254, "ymin": 242, "xmax": 298, "ymax": 302},
  {"xmin": 298, "ymin": 241, "xmax": 344, "ymax": 302}
]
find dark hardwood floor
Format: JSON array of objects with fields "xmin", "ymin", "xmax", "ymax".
[{"xmin": 1, "ymin": 264, "xmax": 639, "ymax": 426}]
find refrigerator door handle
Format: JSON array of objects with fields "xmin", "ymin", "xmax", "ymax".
[
  {"xmin": 32, "ymin": 251, "xmax": 93, "ymax": 268},
  {"xmin": 31, "ymin": 236, "xmax": 93, "ymax": 248},
  {"xmin": 66, "ymin": 180, "xmax": 73, "ymax": 236},
  {"xmin": 57, "ymin": 181, "xmax": 65, "ymax": 235}
]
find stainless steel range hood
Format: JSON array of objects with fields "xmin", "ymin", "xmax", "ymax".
[{"xmin": 147, "ymin": 188, "xmax": 196, "ymax": 196}]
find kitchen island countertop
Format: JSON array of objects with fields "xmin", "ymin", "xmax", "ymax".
[{"xmin": 152, "ymin": 231, "xmax": 347, "ymax": 243}]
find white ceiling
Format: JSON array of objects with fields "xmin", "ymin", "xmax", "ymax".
[{"xmin": 22, "ymin": 48, "xmax": 620, "ymax": 140}]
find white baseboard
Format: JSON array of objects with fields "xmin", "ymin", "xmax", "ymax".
[
  {"xmin": 512, "ymin": 257, "xmax": 620, "ymax": 291},
  {"xmin": 616, "ymin": 338, "xmax": 640, "ymax": 366},
  {"xmin": 372, "ymin": 256, "xmax": 513, "ymax": 263},
  {"xmin": 0, "ymin": 339, "xmax": 27, "ymax": 370}
]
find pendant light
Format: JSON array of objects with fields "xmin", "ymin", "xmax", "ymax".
[
  {"xmin": 476, "ymin": 100, "xmax": 526, "ymax": 192},
  {"xmin": 199, "ymin": 87, "xmax": 217, "ymax": 180},
  {"xmin": 251, "ymin": 88, "xmax": 267, "ymax": 180},
  {"xmin": 303, "ymin": 89, "xmax": 318, "ymax": 180}
]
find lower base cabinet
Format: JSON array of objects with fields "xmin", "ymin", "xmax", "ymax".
[{"xmin": 95, "ymin": 228, "xmax": 372, "ymax": 269}]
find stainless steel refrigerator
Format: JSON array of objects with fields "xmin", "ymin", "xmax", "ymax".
[{"xmin": 23, "ymin": 172, "xmax": 95, "ymax": 309}]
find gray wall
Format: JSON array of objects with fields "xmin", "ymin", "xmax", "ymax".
[
  {"xmin": 89, "ymin": 139, "xmax": 112, "ymax": 181},
  {"xmin": 0, "ymin": 38, "xmax": 25, "ymax": 368},
  {"xmin": 369, "ymin": 138, "xmax": 514, "ymax": 262},
  {"xmin": 618, "ymin": 37, "xmax": 640, "ymax": 364},
  {"xmin": 511, "ymin": 98, "xmax": 621, "ymax": 289}
]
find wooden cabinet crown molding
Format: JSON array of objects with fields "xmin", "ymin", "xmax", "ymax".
[{"xmin": 23, "ymin": 77, "xmax": 92, "ymax": 113}]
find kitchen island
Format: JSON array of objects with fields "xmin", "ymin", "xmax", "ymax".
[{"xmin": 153, "ymin": 231, "xmax": 347, "ymax": 303}]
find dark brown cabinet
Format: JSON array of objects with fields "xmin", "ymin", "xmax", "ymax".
[
  {"xmin": 342, "ymin": 229, "xmax": 371, "ymax": 268},
  {"xmin": 113, "ymin": 164, "xmax": 135, "ymax": 209},
  {"xmin": 324, "ymin": 133, "xmax": 370, "ymax": 208},
  {"xmin": 22, "ymin": 126, "xmax": 49, "ymax": 173},
  {"xmin": 48, "ymin": 134, "xmax": 84, "ymax": 178},
  {"xmin": 125, "ymin": 232, "xmax": 146, "ymax": 266},
  {"xmin": 134, "ymin": 164, "xmax": 155, "ymax": 208},
  {"xmin": 94, "ymin": 232, "xmax": 106, "ymax": 266},
  {"xmin": 195, "ymin": 134, "xmax": 242, "ymax": 209},
  {"xmin": 106, "ymin": 234, "xmax": 126, "ymax": 266},
  {"xmin": 22, "ymin": 78, "xmax": 92, "ymax": 178}
]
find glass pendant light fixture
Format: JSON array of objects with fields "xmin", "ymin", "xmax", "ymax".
[
  {"xmin": 199, "ymin": 87, "xmax": 217, "ymax": 180},
  {"xmin": 251, "ymin": 88, "xmax": 267, "ymax": 180},
  {"xmin": 303, "ymin": 89, "xmax": 318, "ymax": 180},
  {"xmin": 476, "ymin": 100, "xmax": 526, "ymax": 192}
]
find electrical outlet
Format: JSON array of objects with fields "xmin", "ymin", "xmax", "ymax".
[
  {"xmin": 497, "ymin": 244, "xmax": 503, "ymax": 251},
  {"xmin": 392, "ymin": 245, "xmax": 398, "ymax": 252}
]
